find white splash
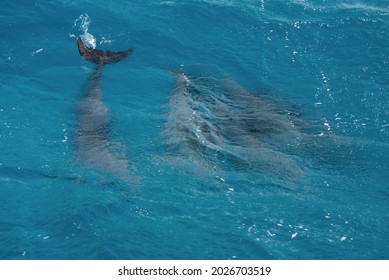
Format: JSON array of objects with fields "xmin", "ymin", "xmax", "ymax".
[
  {"xmin": 260, "ymin": 0, "xmax": 265, "ymax": 12},
  {"xmin": 80, "ymin": 32, "xmax": 96, "ymax": 49},
  {"xmin": 69, "ymin": 13, "xmax": 91, "ymax": 37},
  {"xmin": 69, "ymin": 13, "xmax": 96, "ymax": 49},
  {"xmin": 31, "ymin": 48, "xmax": 43, "ymax": 56},
  {"xmin": 100, "ymin": 36, "xmax": 114, "ymax": 45}
]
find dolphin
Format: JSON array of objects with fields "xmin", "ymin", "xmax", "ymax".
[
  {"xmin": 162, "ymin": 69, "xmax": 306, "ymax": 182},
  {"xmin": 75, "ymin": 37, "xmax": 136, "ymax": 183}
]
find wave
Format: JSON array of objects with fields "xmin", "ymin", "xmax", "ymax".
[
  {"xmin": 287, "ymin": 0, "xmax": 389, "ymax": 15},
  {"xmin": 340, "ymin": 2, "xmax": 389, "ymax": 13}
]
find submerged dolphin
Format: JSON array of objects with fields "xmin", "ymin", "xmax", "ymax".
[
  {"xmin": 75, "ymin": 37, "xmax": 135, "ymax": 182},
  {"xmin": 162, "ymin": 69, "xmax": 306, "ymax": 182}
]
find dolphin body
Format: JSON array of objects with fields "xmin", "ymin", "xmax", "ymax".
[{"xmin": 75, "ymin": 37, "xmax": 135, "ymax": 182}]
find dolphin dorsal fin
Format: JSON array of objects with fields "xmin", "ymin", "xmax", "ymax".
[{"xmin": 77, "ymin": 37, "xmax": 134, "ymax": 64}]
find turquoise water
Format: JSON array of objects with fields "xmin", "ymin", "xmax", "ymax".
[{"xmin": 1, "ymin": 0, "xmax": 388, "ymax": 259}]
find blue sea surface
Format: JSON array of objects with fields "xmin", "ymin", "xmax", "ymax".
[{"xmin": 1, "ymin": 0, "xmax": 388, "ymax": 259}]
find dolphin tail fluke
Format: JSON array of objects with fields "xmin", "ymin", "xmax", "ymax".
[{"xmin": 77, "ymin": 37, "xmax": 134, "ymax": 64}]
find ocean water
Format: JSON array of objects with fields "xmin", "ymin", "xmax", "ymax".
[{"xmin": 0, "ymin": 0, "xmax": 388, "ymax": 259}]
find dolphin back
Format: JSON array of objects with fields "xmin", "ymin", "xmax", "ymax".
[{"xmin": 77, "ymin": 37, "xmax": 134, "ymax": 64}]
